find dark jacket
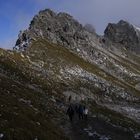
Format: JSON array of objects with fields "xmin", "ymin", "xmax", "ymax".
[{"xmin": 66, "ymin": 106, "xmax": 74, "ymax": 116}]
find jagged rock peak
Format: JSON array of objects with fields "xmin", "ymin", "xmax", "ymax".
[
  {"xmin": 118, "ymin": 20, "xmax": 132, "ymax": 26},
  {"xmin": 29, "ymin": 9, "xmax": 77, "ymax": 28},
  {"xmin": 39, "ymin": 9, "xmax": 56, "ymax": 17},
  {"xmin": 37, "ymin": 9, "xmax": 73, "ymax": 19},
  {"xmin": 104, "ymin": 20, "xmax": 140, "ymax": 52},
  {"xmin": 14, "ymin": 9, "xmax": 99, "ymax": 51}
]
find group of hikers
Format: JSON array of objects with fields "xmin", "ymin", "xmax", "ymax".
[{"xmin": 66, "ymin": 104, "xmax": 88, "ymax": 122}]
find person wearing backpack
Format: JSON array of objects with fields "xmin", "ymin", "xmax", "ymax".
[
  {"xmin": 66, "ymin": 105, "xmax": 74, "ymax": 122},
  {"xmin": 78, "ymin": 105, "xmax": 84, "ymax": 120}
]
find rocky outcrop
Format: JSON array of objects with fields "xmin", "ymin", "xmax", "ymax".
[
  {"xmin": 14, "ymin": 9, "xmax": 99, "ymax": 52},
  {"xmin": 14, "ymin": 11, "xmax": 140, "ymax": 54},
  {"xmin": 13, "ymin": 30, "xmax": 31, "ymax": 51},
  {"xmin": 104, "ymin": 20, "xmax": 140, "ymax": 52}
]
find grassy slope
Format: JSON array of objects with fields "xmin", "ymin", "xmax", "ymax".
[
  {"xmin": 28, "ymin": 40, "xmax": 140, "ymax": 97},
  {"xmin": 0, "ymin": 49, "xmax": 68, "ymax": 140},
  {"xmin": 0, "ymin": 40, "xmax": 140, "ymax": 139},
  {"xmin": 27, "ymin": 39, "xmax": 140, "ymax": 129},
  {"xmin": 0, "ymin": 75, "xmax": 68, "ymax": 140}
]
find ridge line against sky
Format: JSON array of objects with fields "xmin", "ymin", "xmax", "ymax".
[{"xmin": 0, "ymin": 0, "xmax": 140, "ymax": 49}]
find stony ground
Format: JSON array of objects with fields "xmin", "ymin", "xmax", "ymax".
[{"xmin": 62, "ymin": 114, "xmax": 140, "ymax": 140}]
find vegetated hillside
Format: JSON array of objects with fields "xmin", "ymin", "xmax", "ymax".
[
  {"xmin": 0, "ymin": 48, "xmax": 69, "ymax": 140},
  {"xmin": 0, "ymin": 9, "xmax": 140, "ymax": 140}
]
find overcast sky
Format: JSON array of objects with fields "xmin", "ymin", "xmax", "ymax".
[{"xmin": 0, "ymin": 0, "xmax": 140, "ymax": 49}]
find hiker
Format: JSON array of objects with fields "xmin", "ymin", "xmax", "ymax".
[
  {"xmin": 74, "ymin": 104, "xmax": 79, "ymax": 114},
  {"xmin": 83, "ymin": 106, "xmax": 88, "ymax": 120},
  {"xmin": 78, "ymin": 105, "xmax": 84, "ymax": 120},
  {"xmin": 68, "ymin": 95, "xmax": 72, "ymax": 103},
  {"xmin": 66, "ymin": 105, "xmax": 74, "ymax": 122}
]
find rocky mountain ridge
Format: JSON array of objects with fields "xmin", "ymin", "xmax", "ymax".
[
  {"xmin": 14, "ymin": 9, "xmax": 140, "ymax": 118},
  {"xmin": 0, "ymin": 9, "xmax": 140, "ymax": 140},
  {"xmin": 104, "ymin": 20, "xmax": 140, "ymax": 53}
]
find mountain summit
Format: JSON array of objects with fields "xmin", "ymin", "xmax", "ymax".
[
  {"xmin": 104, "ymin": 20, "xmax": 140, "ymax": 52},
  {"xmin": 0, "ymin": 9, "xmax": 140, "ymax": 140},
  {"xmin": 14, "ymin": 9, "xmax": 99, "ymax": 52},
  {"xmin": 14, "ymin": 10, "xmax": 140, "ymax": 55}
]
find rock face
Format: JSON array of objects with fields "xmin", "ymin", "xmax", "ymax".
[
  {"xmin": 104, "ymin": 20, "xmax": 140, "ymax": 52},
  {"xmin": 14, "ymin": 9, "xmax": 99, "ymax": 52},
  {"xmin": 13, "ymin": 30, "xmax": 31, "ymax": 51}
]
